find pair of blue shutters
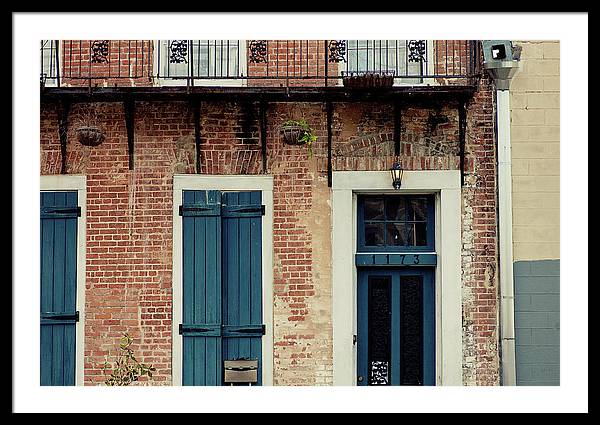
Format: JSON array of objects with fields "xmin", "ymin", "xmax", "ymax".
[
  {"xmin": 40, "ymin": 191, "xmax": 80, "ymax": 386},
  {"xmin": 180, "ymin": 190, "xmax": 264, "ymax": 386}
]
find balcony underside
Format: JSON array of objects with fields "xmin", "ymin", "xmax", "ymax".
[{"xmin": 40, "ymin": 85, "xmax": 477, "ymax": 105}]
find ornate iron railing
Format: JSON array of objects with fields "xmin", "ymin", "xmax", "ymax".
[{"xmin": 41, "ymin": 40, "xmax": 481, "ymax": 88}]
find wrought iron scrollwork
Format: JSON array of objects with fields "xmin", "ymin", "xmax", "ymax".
[
  {"xmin": 368, "ymin": 277, "xmax": 391, "ymax": 385},
  {"xmin": 248, "ymin": 40, "xmax": 268, "ymax": 63},
  {"xmin": 400, "ymin": 276, "xmax": 423, "ymax": 385},
  {"xmin": 169, "ymin": 40, "xmax": 189, "ymax": 64},
  {"xmin": 328, "ymin": 40, "xmax": 347, "ymax": 63},
  {"xmin": 91, "ymin": 40, "xmax": 109, "ymax": 63},
  {"xmin": 408, "ymin": 40, "xmax": 426, "ymax": 62}
]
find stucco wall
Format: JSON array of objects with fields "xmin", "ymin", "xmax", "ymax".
[{"xmin": 510, "ymin": 41, "xmax": 560, "ymax": 262}]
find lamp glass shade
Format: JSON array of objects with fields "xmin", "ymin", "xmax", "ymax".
[{"xmin": 389, "ymin": 163, "xmax": 403, "ymax": 190}]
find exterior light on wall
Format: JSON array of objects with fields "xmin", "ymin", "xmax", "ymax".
[{"xmin": 389, "ymin": 162, "xmax": 404, "ymax": 190}]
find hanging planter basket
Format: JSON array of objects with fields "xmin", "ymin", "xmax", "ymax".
[
  {"xmin": 342, "ymin": 71, "xmax": 395, "ymax": 89},
  {"xmin": 280, "ymin": 123, "xmax": 306, "ymax": 145},
  {"xmin": 76, "ymin": 126, "xmax": 105, "ymax": 147}
]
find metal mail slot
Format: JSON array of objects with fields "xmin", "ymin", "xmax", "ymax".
[{"xmin": 223, "ymin": 359, "xmax": 259, "ymax": 384}]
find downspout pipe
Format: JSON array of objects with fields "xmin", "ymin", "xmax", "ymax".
[
  {"xmin": 496, "ymin": 87, "xmax": 517, "ymax": 386},
  {"xmin": 483, "ymin": 43, "xmax": 521, "ymax": 386}
]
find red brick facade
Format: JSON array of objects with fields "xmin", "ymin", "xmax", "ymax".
[{"xmin": 40, "ymin": 40, "xmax": 500, "ymax": 386}]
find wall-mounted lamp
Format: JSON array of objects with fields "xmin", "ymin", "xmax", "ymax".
[{"xmin": 389, "ymin": 162, "xmax": 404, "ymax": 190}]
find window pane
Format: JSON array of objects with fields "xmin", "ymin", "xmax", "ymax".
[
  {"xmin": 414, "ymin": 222, "xmax": 427, "ymax": 246},
  {"xmin": 405, "ymin": 223, "xmax": 415, "ymax": 246},
  {"xmin": 346, "ymin": 40, "xmax": 423, "ymax": 80},
  {"xmin": 364, "ymin": 198, "xmax": 384, "ymax": 220},
  {"xmin": 410, "ymin": 198, "xmax": 428, "ymax": 221},
  {"xmin": 365, "ymin": 223, "xmax": 385, "ymax": 246},
  {"xmin": 386, "ymin": 197, "xmax": 406, "ymax": 221},
  {"xmin": 386, "ymin": 223, "xmax": 407, "ymax": 246}
]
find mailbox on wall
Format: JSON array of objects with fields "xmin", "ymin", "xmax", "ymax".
[{"xmin": 224, "ymin": 359, "xmax": 259, "ymax": 385}]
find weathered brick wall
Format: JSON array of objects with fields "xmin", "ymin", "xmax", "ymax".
[
  {"xmin": 41, "ymin": 101, "xmax": 196, "ymax": 385},
  {"xmin": 460, "ymin": 75, "xmax": 500, "ymax": 386}
]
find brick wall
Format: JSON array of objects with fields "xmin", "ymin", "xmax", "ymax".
[
  {"xmin": 60, "ymin": 40, "xmax": 153, "ymax": 87},
  {"xmin": 461, "ymin": 75, "xmax": 500, "ymax": 386}
]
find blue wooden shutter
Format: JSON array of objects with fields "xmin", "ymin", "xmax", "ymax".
[
  {"xmin": 180, "ymin": 190, "xmax": 264, "ymax": 386},
  {"xmin": 40, "ymin": 191, "xmax": 80, "ymax": 386},
  {"xmin": 181, "ymin": 190, "xmax": 222, "ymax": 386},
  {"xmin": 222, "ymin": 191, "xmax": 264, "ymax": 385}
]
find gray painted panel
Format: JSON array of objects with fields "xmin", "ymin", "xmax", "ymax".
[
  {"xmin": 514, "ymin": 276, "xmax": 560, "ymax": 294},
  {"xmin": 531, "ymin": 329, "xmax": 560, "ymax": 346},
  {"xmin": 515, "ymin": 312, "xmax": 553, "ymax": 328},
  {"xmin": 514, "ymin": 259, "xmax": 560, "ymax": 386},
  {"xmin": 515, "ymin": 328, "xmax": 532, "ymax": 345},
  {"xmin": 531, "ymin": 260, "xmax": 560, "ymax": 276},
  {"xmin": 516, "ymin": 294, "xmax": 559, "ymax": 312},
  {"xmin": 513, "ymin": 261, "xmax": 532, "ymax": 277},
  {"xmin": 516, "ymin": 346, "xmax": 560, "ymax": 364}
]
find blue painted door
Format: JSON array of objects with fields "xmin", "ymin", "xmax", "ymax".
[
  {"xmin": 180, "ymin": 190, "xmax": 264, "ymax": 386},
  {"xmin": 357, "ymin": 267, "xmax": 435, "ymax": 386},
  {"xmin": 40, "ymin": 191, "xmax": 80, "ymax": 386}
]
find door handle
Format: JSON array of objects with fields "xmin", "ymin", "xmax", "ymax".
[{"xmin": 357, "ymin": 376, "xmax": 364, "ymax": 383}]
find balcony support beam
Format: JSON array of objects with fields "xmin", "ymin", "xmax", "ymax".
[
  {"xmin": 41, "ymin": 86, "xmax": 477, "ymax": 105},
  {"xmin": 124, "ymin": 97, "xmax": 135, "ymax": 170},
  {"xmin": 393, "ymin": 100, "xmax": 402, "ymax": 157},
  {"xmin": 192, "ymin": 99, "xmax": 202, "ymax": 173},
  {"xmin": 58, "ymin": 99, "xmax": 71, "ymax": 174},
  {"xmin": 458, "ymin": 100, "xmax": 467, "ymax": 187},
  {"xmin": 259, "ymin": 100, "xmax": 268, "ymax": 174},
  {"xmin": 326, "ymin": 100, "xmax": 333, "ymax": 188}
]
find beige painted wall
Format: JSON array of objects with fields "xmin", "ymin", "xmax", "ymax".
[{"xmin": 510, "ymin": 40, "xmax": 560, "ymax": 261}]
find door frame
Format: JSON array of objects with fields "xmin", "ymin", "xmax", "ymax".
[
  {"xmin": 332, "ymin": 170, "xmax": 462, "ymax": 386},
  {"xmin": 40, "ymin": 175, "xmax": 87, "ymax": 386},
  {"xmin": 172, "ymin": 175, "xmax": 274, "ymax": 386}
]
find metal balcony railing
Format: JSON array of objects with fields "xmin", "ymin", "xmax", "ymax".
[{"xmin": 40, "ymin": 40, "xmax": 481, "ymax": 88}]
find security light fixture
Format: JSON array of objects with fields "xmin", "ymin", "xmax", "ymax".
[
  {"xmin": 491, "ymin": 44, "xmax": 507, "ymax": 60},
  {"xmin": 482, "ymin": 40, "xmax": 521, "ymax": 91},
  {"xmin": 390, "ymin": 162, "xmax": 404, "ymax": 190}
]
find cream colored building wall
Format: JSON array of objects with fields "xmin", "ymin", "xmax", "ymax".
[{"xmin": 510, "ymin": 40, "xmax": 560, "ymax": 261}]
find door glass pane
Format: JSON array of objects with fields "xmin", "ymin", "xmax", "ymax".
[
  {"xmin": 365, "ymin": 223, "xmax": 385, "ymax": 246},
  {"xmin": 368, "ymin": 276, "xmax": 391, "ymax": 385},
  {"xmin": 400, "ymin": 276, "xmax": 424, "ymax": 385}
]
